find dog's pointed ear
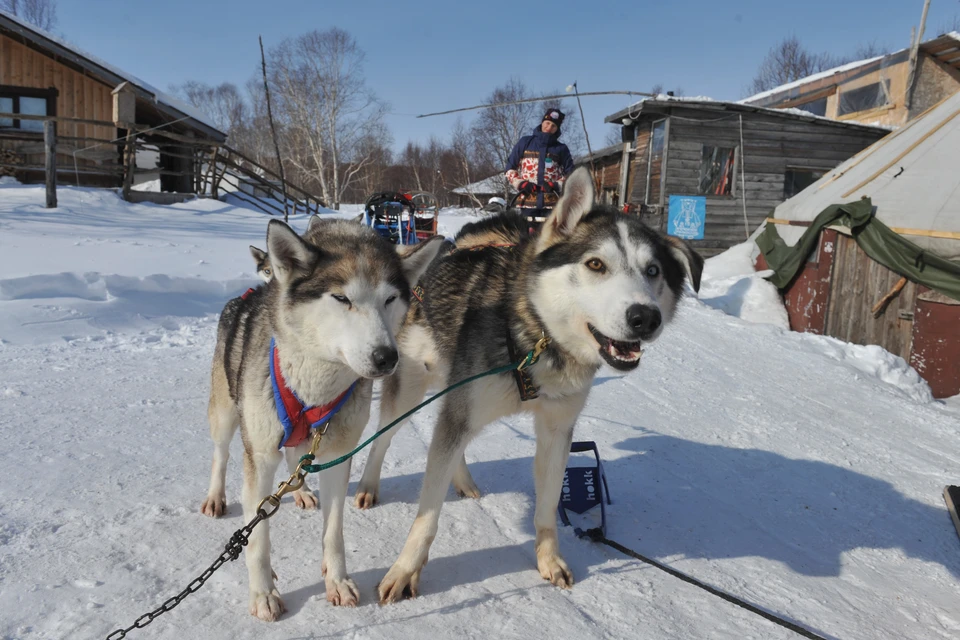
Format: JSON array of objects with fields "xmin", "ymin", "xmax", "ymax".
[
  {"xmin": 538, "ymin": 166, "xmax": 594, "ymax": 250},
  {"xmin": 249, "ymin": 245, "xmax": 267, "ymax": 263},
  {"xmin": 306, "ymin": 214, "xmax": 323, "ymax": 233},
  {"xmin": 665, "ymin": 235, "xmax": 704, "ymax": 294},
  {"xmin": 352, "ymin": 212, "xmax": 364, "ymax": 224},
  {"xmin": 266, "ymin": 220, "xmax": 318, "ymax": 285},
  {"xmin": 397, "ymin": 235, "xmax": 445, "ymax": 285}
]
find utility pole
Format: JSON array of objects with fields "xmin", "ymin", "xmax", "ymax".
[{"xmin": 905, "ymin": 0, "xmax": 932, "ymax": 110}]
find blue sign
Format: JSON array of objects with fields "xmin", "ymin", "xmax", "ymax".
[{"xmin": 667, "ymin": 195, "xmax": 706, "ymax": 240}]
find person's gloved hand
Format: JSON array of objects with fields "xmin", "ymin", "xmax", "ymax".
[
  {"xmin": 518, "ymin": 180, "xmax": 537, "ymax": 194},
  {"xmin": 543, "ymin": 180, "xmax": 560, "ymax": 195}
]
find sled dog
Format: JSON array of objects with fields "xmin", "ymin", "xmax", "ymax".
[
  {"xmin": 202, "ymin": 215, "xmax": 443, "ymax": 619},
  {"xmin": 249, "ymin": 245, "xmax": 272, "ymax": 282},
  {"xmin": 361, "ymin": 167, "xmax": 703, "ymax": 602}
]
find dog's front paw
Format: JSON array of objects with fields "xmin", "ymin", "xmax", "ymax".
[
  {"xmin": 538, "ymin": 553, "xmax": 574, "ymax": 589},
  {"xmin": 354, "ymin": 487, "xmax": 378, "ymax": 509},
  {"xmin": 378, "ymin": 563, "xmax": 422, "ymax": 604},
  {"xmin": 200, "ymin": 495, "xmax": 226, "ymax": 518},
  {"xmin": 453, "ymin": 464, "xmax": 481, "ymax": 499},
  {"xmin": 249, "ymin": 589, "xmax": 285, "ymax": 621},
  {"xmin": 293, "ymin": 489, "xmax": 318, "ymax": 510},
  {"xmin": 453, "ymin": 478, "xmax": 481, "ymax": 499},
  {"xmin": 325, "ymin": 576, "xmax": 360, "ymax": 606}
]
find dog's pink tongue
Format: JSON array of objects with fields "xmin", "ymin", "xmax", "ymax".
[{"xmin": 609, "ymin": 339, "xmax": 643, "ymax": 361}]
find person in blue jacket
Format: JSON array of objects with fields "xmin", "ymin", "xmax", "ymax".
[{"xmin": 504, "ymin": 108, "xmax": 575, "ymax": 226}]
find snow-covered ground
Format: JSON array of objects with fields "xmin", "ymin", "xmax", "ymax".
[{"xmin": 1, "ymin": 180, "xmax": 958, "ymax": 640}]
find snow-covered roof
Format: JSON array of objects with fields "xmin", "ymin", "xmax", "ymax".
[
  {"xmin": 740, "ymin": 56, "xmax": 887, "ymax": 105},
  {"xmin": 741, "ymin": 33, "xmax": 960, "ymax": 107},
  {"xmin": 604, "ymin": 96, "xmax": 890, "ymax": 133},
  {"xmin": 768, "ymin": 89, "xmax": 960, "ymax": 260},
  {"xmin": 0, "ymin": 10, "xmax": 225, "ymax": 139},
  {"xmin": 453, "ymin": 175, "xmax": 506, "ymax": 195}
]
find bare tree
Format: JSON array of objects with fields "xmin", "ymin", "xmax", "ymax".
[
  {"xmin": 469, "ymin": 78, "xmax": 583, "ymax": 194},
  {"xmin": 169, "ymin": 81, "xmax": 248, "ymax": 134},
  {"xmin": 268, "ymin": 28, "xmax": 387, "ymax": 209},
  {"xmin": 939, "ymin": 15, "xmax": 960, "ymax": 35},
  {"xmin": 749, "ymin": 37, "xmax": 892, "ymax": 96},
  {"xmin": 1, "ymin": 0, "xmax": 57, "ymax": 30},
  {"xmin": 749, "ymin": 36, "xmax": 839, "ymax": 94}
]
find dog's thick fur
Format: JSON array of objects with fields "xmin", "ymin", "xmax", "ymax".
[
  {"xmin": 202, "ymin": 216, "xmax": 443, "ymax": 619},
  {"xmin": 363, "ymin": 167, "xmax": 703, "ymax": 602}
]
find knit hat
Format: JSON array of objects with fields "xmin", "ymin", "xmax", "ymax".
[{"xmin": 542, "ymin": 108, "xmax": 565, "ymax": 126}]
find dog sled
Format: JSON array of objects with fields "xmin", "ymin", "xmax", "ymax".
[{"xmin": 363, "ymin": 190, "xmax": 439, "ymax": 245}]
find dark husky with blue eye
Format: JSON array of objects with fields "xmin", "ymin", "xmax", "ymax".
[{"xmin": 348, "ymin": 166, "xmax": 704, "ymax": 603}]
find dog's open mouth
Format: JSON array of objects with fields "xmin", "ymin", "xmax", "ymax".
[{"xmin": 588, "ymin": 324, "xmax": 644, "ymax": 371}]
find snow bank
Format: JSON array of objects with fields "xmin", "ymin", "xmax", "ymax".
[{"xmin": 699, "ymin": 241, "xmax": 790, "ymax": 329}]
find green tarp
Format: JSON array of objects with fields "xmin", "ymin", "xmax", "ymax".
[{"xmin": 756, "ymin": 198, "xmax": 960, "ymax": 302}]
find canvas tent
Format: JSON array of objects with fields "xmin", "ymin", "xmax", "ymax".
[{"xmin": 754, "ymin": 91, "xmax": 960, "ymax": 398}]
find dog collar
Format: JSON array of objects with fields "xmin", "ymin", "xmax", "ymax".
[{"xmin": 269, "ymin": 338, "xmax": 356, "ymax": 449}]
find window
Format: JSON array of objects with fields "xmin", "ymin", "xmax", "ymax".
[
  {"xmin": 698, "ymin": 145, "xmax": 736, "ymax": 196},
  {"xmin": 0, "ymin": 97, "xmax": 12, "ymax": 127},
  {"xmin": 646, "ymin": 119, "xmax": 666, "ymax": 205},
  {"xmin": 0, "ymin": 86, "xmax": 56, "ymax": 131},
  {"xmin": 783, "ymin": 168, "xmax": 826, "ymax": 198},
  {"xmin": 794, "ymin": 97, "xmax": 827, "ymax": 117},
  {"xmin": 838, "ymin": 80, "xmax": 890, "ymax": 116}
]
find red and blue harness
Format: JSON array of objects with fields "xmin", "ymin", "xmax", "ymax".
[{"xmin": 269, "ymin": 337, "xmax": 356, "ymax": 450}]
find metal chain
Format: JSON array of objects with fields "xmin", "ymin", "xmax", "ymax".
[
  {"xmin": 105, "ymin": 428, "xmax": 329, "ymax": 639},
  {"xmin": 102, "ymin": 343, "xmax": 550, "ymax": 639},
  {"xmin": 104, "ymin": 511, "xmax": 264, "ymax": 639}
]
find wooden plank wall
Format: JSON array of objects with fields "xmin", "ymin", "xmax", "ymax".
[
  {"xmin": 0, "ymin": 33, "xmax": 116, "ymax": 161},
  {"xmin": 824, "ymin": 233, "xmax": 917, "ymax": 361},
  {"xmin": 664, "ymin": 109, "xmax": 886, "ymax": 255},
  {"xmin": 627, "ymin": 128, "xmax": 651, "ymax": 205}
]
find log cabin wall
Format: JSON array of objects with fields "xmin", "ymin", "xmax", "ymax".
[{"xmin": 0, "ymin": 31, "xmax": 119, "ymax": 186}]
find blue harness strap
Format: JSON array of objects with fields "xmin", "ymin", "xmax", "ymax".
[{"xmin": 269, "ymin": 337, "xmax": 357, "ymax": 449}]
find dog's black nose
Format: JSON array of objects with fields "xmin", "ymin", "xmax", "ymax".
[
  {"xmin": 371, "ymin": 346, "xmax": 399, "ymax": 373},
  {"xmin": 626, "ymin": 304, "xmax": 661, "ymax": 337}
]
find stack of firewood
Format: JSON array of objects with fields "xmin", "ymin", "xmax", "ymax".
[{"xmin": 0, "ymin": 149, "xmax": 24, "ymax": 178}]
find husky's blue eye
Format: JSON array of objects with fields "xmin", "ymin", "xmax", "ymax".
[
  {"xmin": 332, "ymin": 293, "xmax": 350, "ymax": 305},
  {"xmin": 385, "ymin": 294, "xmax": 398, "ymax": 305},
  {"xmin": 646, "ymin": 265, "xmax": 660, "ymax": 277}
]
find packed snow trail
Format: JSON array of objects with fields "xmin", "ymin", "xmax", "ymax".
[{"xmin": 1, "ymin": 182, "xmax": 958, "ymax": 639}]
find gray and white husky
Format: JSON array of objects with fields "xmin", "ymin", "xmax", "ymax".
[
  {"xmin": 249, "ymin": 245, "xmax": 272, "ymax": 282},
  {"xmin": 201, "ymin": 215, "xmax": 443, "ymax": 619},
  {"xmin": 361, "ymin": 167, "xmax": 703, "ymax": 603}
]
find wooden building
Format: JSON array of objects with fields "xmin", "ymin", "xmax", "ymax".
[
  {"xmin": 602, "ymin": 98, "xmax": 889, "ymax": 256},
  {"xmin": 0, "ymin": 11, "xmax": 226, "ymax": 192},
  {"xmin": 576, "ymin": 144, "xmax": 622, "ymax": 207},
  {"xmin": 741, "ymin": 33, "xmax": 960, "ymax": 128},
  {"xmin": 755, "ymin": 91, "xmax": 960, "ymax": 398}
]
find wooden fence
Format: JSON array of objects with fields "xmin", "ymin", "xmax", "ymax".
[{"xmin": 0, "ymin": 112, "xmax": 327, "ymax": 216}]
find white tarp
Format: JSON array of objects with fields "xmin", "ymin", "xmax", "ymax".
[{"xmin": 767, "ymin": 90, "xmax": 960, "ymax": 260}]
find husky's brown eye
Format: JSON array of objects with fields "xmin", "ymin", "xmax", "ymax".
[
  {"xmin": 331, "ymin": 293, "xmax": 350, "ymax": 305},
  {"xmin": 385, "ymin": 294, "xmax": 398, "ymax": 305},
  {"xmin": 585, "ymin": 258, "xmax": 606, "ymax": 273}
]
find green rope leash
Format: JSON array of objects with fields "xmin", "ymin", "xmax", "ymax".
[{"xmin": 299, "ymin": 339, "xmax": 547, "ymax": 474}]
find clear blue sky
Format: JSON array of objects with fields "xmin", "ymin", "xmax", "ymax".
[{"xmin": 57, "ymin": 0, "xmax": 960, "ymax": 153}]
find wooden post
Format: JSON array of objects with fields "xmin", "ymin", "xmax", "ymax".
[
  {"xmin": 44, "ymin": 119, "xmax": 57, "ymax": 208},
  {"xmin": 121, "ymin": 131, "xmax": 136, "ymax": 200}
]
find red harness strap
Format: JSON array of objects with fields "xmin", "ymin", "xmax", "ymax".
[{"xmin": 270, "ymin": 340, "xmax": 356, "ymax": 449}]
